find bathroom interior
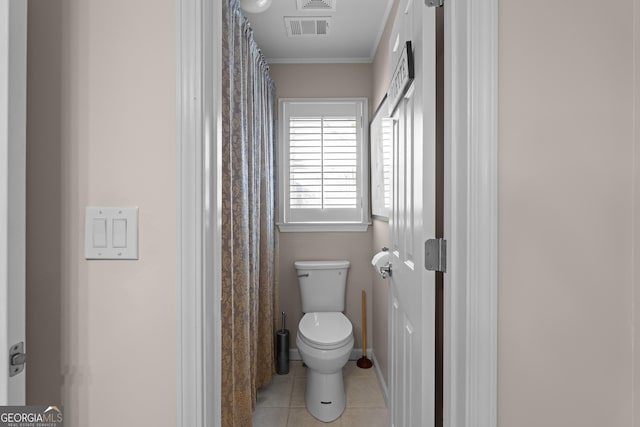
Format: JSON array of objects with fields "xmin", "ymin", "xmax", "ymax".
[
  {"xmin": 19, "ymin": 1, "xmax": 640, "ymax": 426},
  {"xmin": 221, "ymin": 0, "xmax": 445, "ymax": 425}
]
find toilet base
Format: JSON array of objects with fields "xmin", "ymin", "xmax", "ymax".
[{"xmin": 305, "ymin": 370, "xmax": 346, "ymax": 422}]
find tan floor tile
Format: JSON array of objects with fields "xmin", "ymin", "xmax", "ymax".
[
  {"xmin": 256, "ymin": 359, "xmax": 388, "ymax": 425},
  {"xmin": 290, "ymin": 377, "xmax": 306, "ymax": 408},
  {"xmin": 286, "ymin": 408, "xmax": 343, "ymax": 426},
  {"xmin": 256, "ymin": 374, "xmax": 294, "ymax": 408},
  {"xmin": 343, "ymin": 360, "xmax": 376, "ymax": 378},
  {"xmin": 344, "ymin": 376, "xmax": 386, "ymax": 408},
  {"xmin": 340, "ymin": 407, "xmax": 389, "ymax": 427},
  {"xmin": 251, "ymin": 407, "xmax": 290, "ymax": 427},
  {"xmin": 291, "ymin": 360, "xmax": 308, "ymax": 377}
]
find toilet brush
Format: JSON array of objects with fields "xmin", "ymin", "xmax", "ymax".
[
  {"xmin": 357, "ymin": 290, "xmax": 373, "ymax": 369},
  {"xmin": 276, "ymin": 311, "xmax": 290, "ymax": 374}
]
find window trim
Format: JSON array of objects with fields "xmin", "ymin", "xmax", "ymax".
[
  {"xmin": 370, "ymin": 95, "xmax": 392, "ymax": 221},
  {"xmin": 277, "ymin": 97, "xmax": 370, "ymax": 233}
]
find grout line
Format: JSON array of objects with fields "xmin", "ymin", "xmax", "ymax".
[
  {"xmin": 285, "ymin": 407, "xmax": 291, "ymax": 427},
  {"xmin": 287, "ymin": 371, "xmax": 294, "ymax": 409}
]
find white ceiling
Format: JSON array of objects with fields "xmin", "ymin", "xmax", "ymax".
[{"xmin": 243, "ymin": 0, "xmax": 395, "ymax": 64}]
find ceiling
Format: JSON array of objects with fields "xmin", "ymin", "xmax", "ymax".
[{"xmin": 243, "ymin": 0, "xmax": 395, "ymax": 64}]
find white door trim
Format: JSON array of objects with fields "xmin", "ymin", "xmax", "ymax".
[
  {"xmin": 444, "ymin": 1, "xmax": 498, "ymax": 427},
  {"xmin": 177, "ymin": 0, "xmax": 221, "ymax": 426},
  {"xmin": 0, "ymin": 0, "xmax": 27, "ymax": 405},
  {"xmin": 176, "ymin": 0, "xmax": 498, "ymax": 425}
]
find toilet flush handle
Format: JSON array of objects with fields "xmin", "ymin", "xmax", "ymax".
[{"xmin": 297, "ymin": 273, "xmax": 309, "ymax": 278}]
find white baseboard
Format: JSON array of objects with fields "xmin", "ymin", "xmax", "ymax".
[
  {"xmin": 287, "ymin": 348, "xmax": 389, "ymax": 405},
  {"xmin": 370, "ymin": 350, "xmax": 389, "ymax": 405}
]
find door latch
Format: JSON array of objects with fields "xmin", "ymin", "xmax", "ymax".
[
  {"xmin": 425, "ymin": 0, "xmax": 444, "ymax": 7},
  {"xmin": 425, "ymin": 239, "xmax": 447, "ymax": 272},
  {"xmin": 9, "ymin": 342, "xmax": 26, "ymax": 377}
]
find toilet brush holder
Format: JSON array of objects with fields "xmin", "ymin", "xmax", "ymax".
[{"xmin": 276, "ymin": 312, "xmax": 290, "ymax": 375}]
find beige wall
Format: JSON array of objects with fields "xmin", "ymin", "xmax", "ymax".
[
  {"xmin": 635, "ymin": 1, "xmax": 640, "ymax": 423},
  {"xmin": 499, "ymin": 1, "xmax": 634, "ymax": 426},
  {"xmin": 26, "ymin": 0, "xmax": 63, "ymax": 404},
  {"xmin": 269, "ymin": 64, "xmax": 374, "ymax": 351},
  {"xmin": 26, "ymin": 1, "xmax": 176, "ymax": 425},
  {"xmin": 270, "ymin": 63, "xmax": 374, "ymax": 115}
]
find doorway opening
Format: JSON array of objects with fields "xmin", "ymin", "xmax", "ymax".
[{"xmin": 176, "ymin": 0, "xmax": 499, "ymax": 426}]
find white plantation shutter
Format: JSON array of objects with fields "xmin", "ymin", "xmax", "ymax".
[
  {"xmin": 280, "ymin": 99, "xmax": 369, "ymax": 228},
  {"xmin": 382, "ymin": 117, "xmax": 393, "ymax": 209},
  {"xmin": 289, "ymin": 116, "xmax": 358, "ymax": 209}
]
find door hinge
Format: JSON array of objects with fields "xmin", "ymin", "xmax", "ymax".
[
  {"xmin": 425, "ymin": 238, "xmax": 446, "ymax": 272},
  {"xmin": 425, "ymin": 0, "xmax": 444, "ymax": 7},
  {"xmin": 9, "ymin": 342, "xmax": 26, "ymax": 377}
]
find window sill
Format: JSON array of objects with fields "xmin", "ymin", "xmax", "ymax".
[{"xmin": 277, "ymin": 223, "xmax": 370, "ymax": 233}]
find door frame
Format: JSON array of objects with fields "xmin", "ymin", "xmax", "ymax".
[
  {"xmin": 0, "ymin": 0, "xmax": 27, "ymax": 405},
  {"xmin": 176, "ymin": 0, "xmax": 498, "ymax": 426},
  {"xmin": 444, "ymin": 1, "xmax": 498, "ymax": 426},
  {"xmin": 176, "ymin": 0, "xmax": 221, "ymax": 425}
]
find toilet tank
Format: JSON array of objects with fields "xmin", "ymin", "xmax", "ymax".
[{"xmin": 295, "ymin": 260, "xmax": 350, "ymax": 313}]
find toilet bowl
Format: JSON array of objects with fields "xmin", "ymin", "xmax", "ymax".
[
  {"xmin": 296, "ymin": 312, "xmax": 354, "ymax": 422},
  {"xmin": 294, "ymin": 260, "xmax": 352, "ymax": 422}
]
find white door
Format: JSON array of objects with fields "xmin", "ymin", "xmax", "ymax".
[
  {"xmin": 388, "ymin": 1, "xmax": 436, "ymax": 426},
  {"xmin": 0, "ymin": 0, "xmax": 27, "ymax": 405}
]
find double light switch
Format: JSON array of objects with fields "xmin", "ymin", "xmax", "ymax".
[{"xmin": 85, "ymin": 207, "xmax": 138, "ymax": 260}]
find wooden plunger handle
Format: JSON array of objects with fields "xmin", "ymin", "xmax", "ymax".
[{"xmin": 361, "ymin": 290, "xmax": 367, "ymax": 357}]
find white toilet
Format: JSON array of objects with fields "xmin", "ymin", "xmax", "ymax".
[{"xmin": 295, "ymin": 260, "xmax": 354, "ymax": 422}]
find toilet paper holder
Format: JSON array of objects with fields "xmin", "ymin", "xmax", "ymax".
[
  {"xmin": 372, "ymin": 247, "xmax": 392, "ymax": 279},
  {"xmin": 380, "ymin": 263, "xmax": 392, "ymax": 279}
]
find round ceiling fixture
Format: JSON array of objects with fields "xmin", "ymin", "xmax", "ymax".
[{"xmin": 240, "ymin": 0, "xmax": 272, "ymax": 13}]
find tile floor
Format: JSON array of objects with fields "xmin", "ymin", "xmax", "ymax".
[{"xmin": 252, "ymin": 360, "xmax": 388, "ymax": 427}]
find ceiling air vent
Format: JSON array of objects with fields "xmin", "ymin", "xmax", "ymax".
[
  {"xmin": 284, "ymin": 17, "xmax": 331, "ymax": 37},
  {"xmin": 296, "ymin": 0, "xmax": 336, "ymax": 11}
]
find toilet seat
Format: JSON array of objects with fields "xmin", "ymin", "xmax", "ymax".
[{"xmin": 298, "ymin": 312, "xmax": 353, "ymax": 350}]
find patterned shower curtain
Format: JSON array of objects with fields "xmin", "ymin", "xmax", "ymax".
[{"xmin": 221, "ymin": 0, "xmax": 277, "ymax": 425}]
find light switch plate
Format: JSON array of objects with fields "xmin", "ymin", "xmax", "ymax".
[{"xmin": 85, "ymin": 207, "xmax": 138, "ymax": 260}]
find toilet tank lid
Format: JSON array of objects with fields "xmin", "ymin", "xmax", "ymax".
[{"xmin": 294, "ymin": 260, "xmax": 350, "ymax": 270}]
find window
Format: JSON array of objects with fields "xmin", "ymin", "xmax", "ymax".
[
  {"xmin": 370, "ymin": 96, "xmax": 393, "ymax": 219},
  {"xmin": 278, "ymin": 98, "xmax": 369, "ymax": 232}
]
